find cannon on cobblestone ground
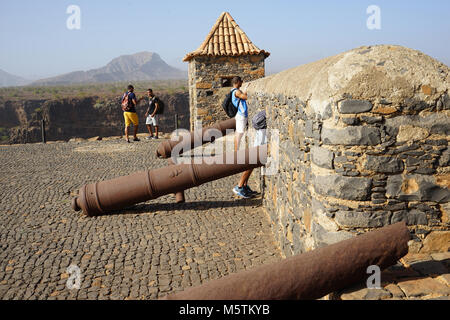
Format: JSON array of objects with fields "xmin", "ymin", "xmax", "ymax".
[
  {"xmin": 157, "ymin": 118, "xmax": 236, "ymax": 203},
  {"xmin": 71, "ymin": 144, "xmax": 266, "ymax": 216},
  {"xmin": 156, "ymin": 118, "xmax": 236, "ymax": 158},
  {"xmin": 162, "ymin": 222, "xmax": 410, "ymax": 300}
]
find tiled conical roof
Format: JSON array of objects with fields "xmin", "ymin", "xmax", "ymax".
[{"xmin": 183, "ymin": 12, "xmax": 270, "ymax": 62}]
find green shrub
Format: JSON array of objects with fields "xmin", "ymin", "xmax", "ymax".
[{"xmin": 93, "ymin": 102, "xmax": 104, "ymax": 109}]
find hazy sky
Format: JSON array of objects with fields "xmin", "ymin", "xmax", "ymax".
[{"xmin": 1, "ymin": 0, "xmax": 449, "ymax": 79}]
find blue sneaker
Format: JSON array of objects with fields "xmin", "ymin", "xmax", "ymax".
[
  {"xmin": 243, "ymin": 185, "xmax": 258, "ymax": 195},
  {"xmin": 233, "ymin": 186, "xmax": 252, "ymax": 199}
]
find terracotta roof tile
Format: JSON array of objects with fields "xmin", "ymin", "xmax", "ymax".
[{"xmin": 183, "ymin": 12, "xmax": 270, "ymax": 62}]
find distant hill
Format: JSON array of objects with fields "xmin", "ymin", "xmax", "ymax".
[
  {"xmin": 32, "ymin": 52, "xmax": 186, "ymax": 86},
  {"xmin": 0, "ymin": 69, "xmax": 29, "ymax": 87}
]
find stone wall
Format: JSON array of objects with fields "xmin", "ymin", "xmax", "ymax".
[
  {"xmin": 188, "ymin": 54, "xmax": 266, "ymax": 130},
  {"xmin": 243, "ymin": 45, "xmax": 450, "ymax": 257}
]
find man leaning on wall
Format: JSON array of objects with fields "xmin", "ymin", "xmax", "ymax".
[{"xmin": 231, "ymin": 76, "xmax": 259, "ymax": 198}]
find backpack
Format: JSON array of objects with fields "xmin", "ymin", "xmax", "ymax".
[
  {"xmin": 121, "ymin": 92, "xmax": 131, "ymax": 111},
  {"xmin": 252, "ymin": 110, "xmax": 267, "ymax": 130},
  {"xmin": 222, "ymin": 88, "xmax": 239, "ymax": 118}
]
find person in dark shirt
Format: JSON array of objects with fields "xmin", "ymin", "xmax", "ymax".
[
  {"xmin": 144, "ymin": 88, "xmax": 160, "ymax": 139},
  {"xmin": 122, "ymin": 84, "xmax": 140, "ymax": 143}
]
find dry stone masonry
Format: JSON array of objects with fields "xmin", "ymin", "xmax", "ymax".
[
  {"xmin": 243, "ymin": 45, "xmax": 450, "ymax": 257},
  {"xmin": 183, "ymin": 12, "xmax": 269, "ymax": 129}
]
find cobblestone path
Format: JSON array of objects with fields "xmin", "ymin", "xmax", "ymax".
[{"xmin": 0, "ymin": 139, "xmax": 282, "ymax": 300}]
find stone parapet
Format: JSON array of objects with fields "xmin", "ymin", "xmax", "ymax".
[{"xmin": 243, "ymin": 45, "xmax": 450, "ymax": 256}]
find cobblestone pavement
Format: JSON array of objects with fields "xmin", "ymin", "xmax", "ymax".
[
  {"xmin": 0, "ymin": 137, "xmax": 282, "ymax": 300},
  {"xmin": 1, "ymin": 137, "xmax": 448, "ymax": 301}
]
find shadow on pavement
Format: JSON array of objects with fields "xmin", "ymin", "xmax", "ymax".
[{"xmin": 101, "ymin": 197, "xmax": 263, "ymax": 216}]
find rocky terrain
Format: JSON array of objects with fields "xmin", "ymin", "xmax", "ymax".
[{"xmin": 0, "ymin": 92, "xmax": 190, "ymax": 144}]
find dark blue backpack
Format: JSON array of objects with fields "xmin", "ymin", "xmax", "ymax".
[{"xmin": 222, "ymin": 88, "xmax": 240, "ymax": 118}]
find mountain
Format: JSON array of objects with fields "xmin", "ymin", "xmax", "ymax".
[
  {"xmin": 0, "ymin": 69, "xmax": 30, "ymax": 87},
  {"xmin": 32, "ymin": 52, "xmax": 186, "ymax": 86}
]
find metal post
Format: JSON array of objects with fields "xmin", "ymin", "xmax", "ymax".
[
  {"xmin": 41, "ymin": 119, "xmax": 46, "ymax": 144},
  {"xmin": 175, "ymin": 114, "xmax": 178, "ymax": 132}
]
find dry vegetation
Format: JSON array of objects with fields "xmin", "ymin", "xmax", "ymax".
[{"xmin": 0, "ymin": 79, "xmax": 188, "ymax": 101}]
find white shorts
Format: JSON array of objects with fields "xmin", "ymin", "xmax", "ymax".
[
  {"xmin": 235, "ymin": 114, "xmax": 247, "ymax": 134},
  {"xmin": 146, "ymin": 114, "xmax": 159, "ymax": 126},
  {"xmin": 253, "ymin": 129, "xmax": 267, "ymax": 147}
]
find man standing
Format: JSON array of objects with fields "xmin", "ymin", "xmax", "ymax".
[
  {"xmin": 236, "ymin": 110, "xmax": 267, "ymax": 197},
  {"xmin": 231, "ymin": 76, "xmax": 257, "ymax": 198},
  {"xmin": 122, "ymin": 84, "xmax": 140, "ymax": 143},
  {"xmin": 144, "ymin": 88, "xmax": 160, "ymax": 140}
]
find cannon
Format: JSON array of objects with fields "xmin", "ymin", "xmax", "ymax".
[
  {"xmin": 162, "ymin": 222, "xmax": 410, "ymax": 300},
  {"xmin": 157, "ymin": 118, "xmax": 237, "ymax": 202},
  {"xmin": 71, "ymin": 144, "xmax": 267, "ymax": 216},
  {"xmin": 156, "ymin": 118, "xmax": 236, "ymax": 158}
]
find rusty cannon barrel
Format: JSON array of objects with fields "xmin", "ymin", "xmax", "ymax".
[
  {"xmin": 71, "ymin": 144, "xmax": 267, "ymax": 216},
  {"xmin": 156, "ymin": 118, "xmax": 236, "ymax": 158},
  {"xmin": 162, "ymin": 222, "xmax": 410, "ymax": 300}
]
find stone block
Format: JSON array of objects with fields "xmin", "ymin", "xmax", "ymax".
[
  {"xmin": 397, "ymin": 277, "xmax": 450, "ymax": 297},
  {"xmin": 196, "ymin": 108, "xmax": 208, "ymax": 116},
  {"xmin": 305, "ymin": 120, "xmax": 320, "ymax": 140},
  {"xmin": 391, "ymin": 210, "xmax": 427, "ymax": 225},
  {"xmin": 313, "ymin": 174, "xmax": 372, "ymax": 201},
  {"xmin": 342, "ymin": 117, "xmax": 359, "ymax": 125},
  {"xmin": 421, "ymin": 85, "xmax": 435, "ymax": 96},
  {"xmin": 420, "ymin": 231, "xmax": 450, "ymax": 253},
  {"xmin": 360, "ymin": 115, "xmax": 383, "ymax": 124},
  {"xmin": 311, "ymin": 221, "xmax": 354, "ymax": 247},
  {"xmin": 363, "ymin": 155, "xmax": 404, "ymax": 173},
  {"xmin": 408, "ymin": 260, "xmax": 448, "ymax": 277},
  {"xmin": 397, "ymin": 125, "xmax": 430, "ymax": 142},
  {"xmin": 406, "ymin": 157, "xmax": 421, "ymax": 167},
  {"xmin": 339, "ymin": 285, "xmax": 392, "ymax": 300},
  {"xmin": 386, "ymin": 174, "xmax": 450, "ymax": 203},
  {"xmin": 195, "ymin": 82, "xmax": 212, "ymax": 89},
  {"xmin": 431, "ymin": 123, "xmax": 450, "ymax": 135},
  {"xmin": 310, "ymin": 146, "xmax": 334, "ymax": 169},
  {"xmin": 303, "ymin": 207, "xmax": 312, "ymax": 233},
  {"xmin": 335, "ymin": 211, "xmax": 390, "ymax": 228},
  {"xmin": 440, "ymin": 203, "xmax": 450, "ymax": 224},
  {"xmin": 249, "ymin": 68, "xmax": 265, "ymax": 77},
  {"xmin": 439, "ymin": 148, "xmax": 450, "ymax": 167},
  {"xmin": 372, "ymin": 105, "xmax": 397, "ymax": 114},
  {"xmin": 436, "ymin": 274, "xmax": 450, "ymax": 286},
  {"xmin": 414, "ymin": 167, "xmax": 436, "ymax": 175},
  {"xmin": 321, "ymin": 126, "xmax": 381, "ymax": 146},
  {"xmin": 384, "ymin": 284, "xmax": 405, "ymax": 298},
  {"xmin": 430, "ymin": 251, "xmax": 450, "ymax": 264},
  {"xmin": 338, "ymin": 100, "xmax": 373, "ymax": 114}
]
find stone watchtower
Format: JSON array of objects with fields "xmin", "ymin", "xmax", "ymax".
[{"xmin": 183, "ymin": 12, "xmax": 270, "ymax": 130}]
